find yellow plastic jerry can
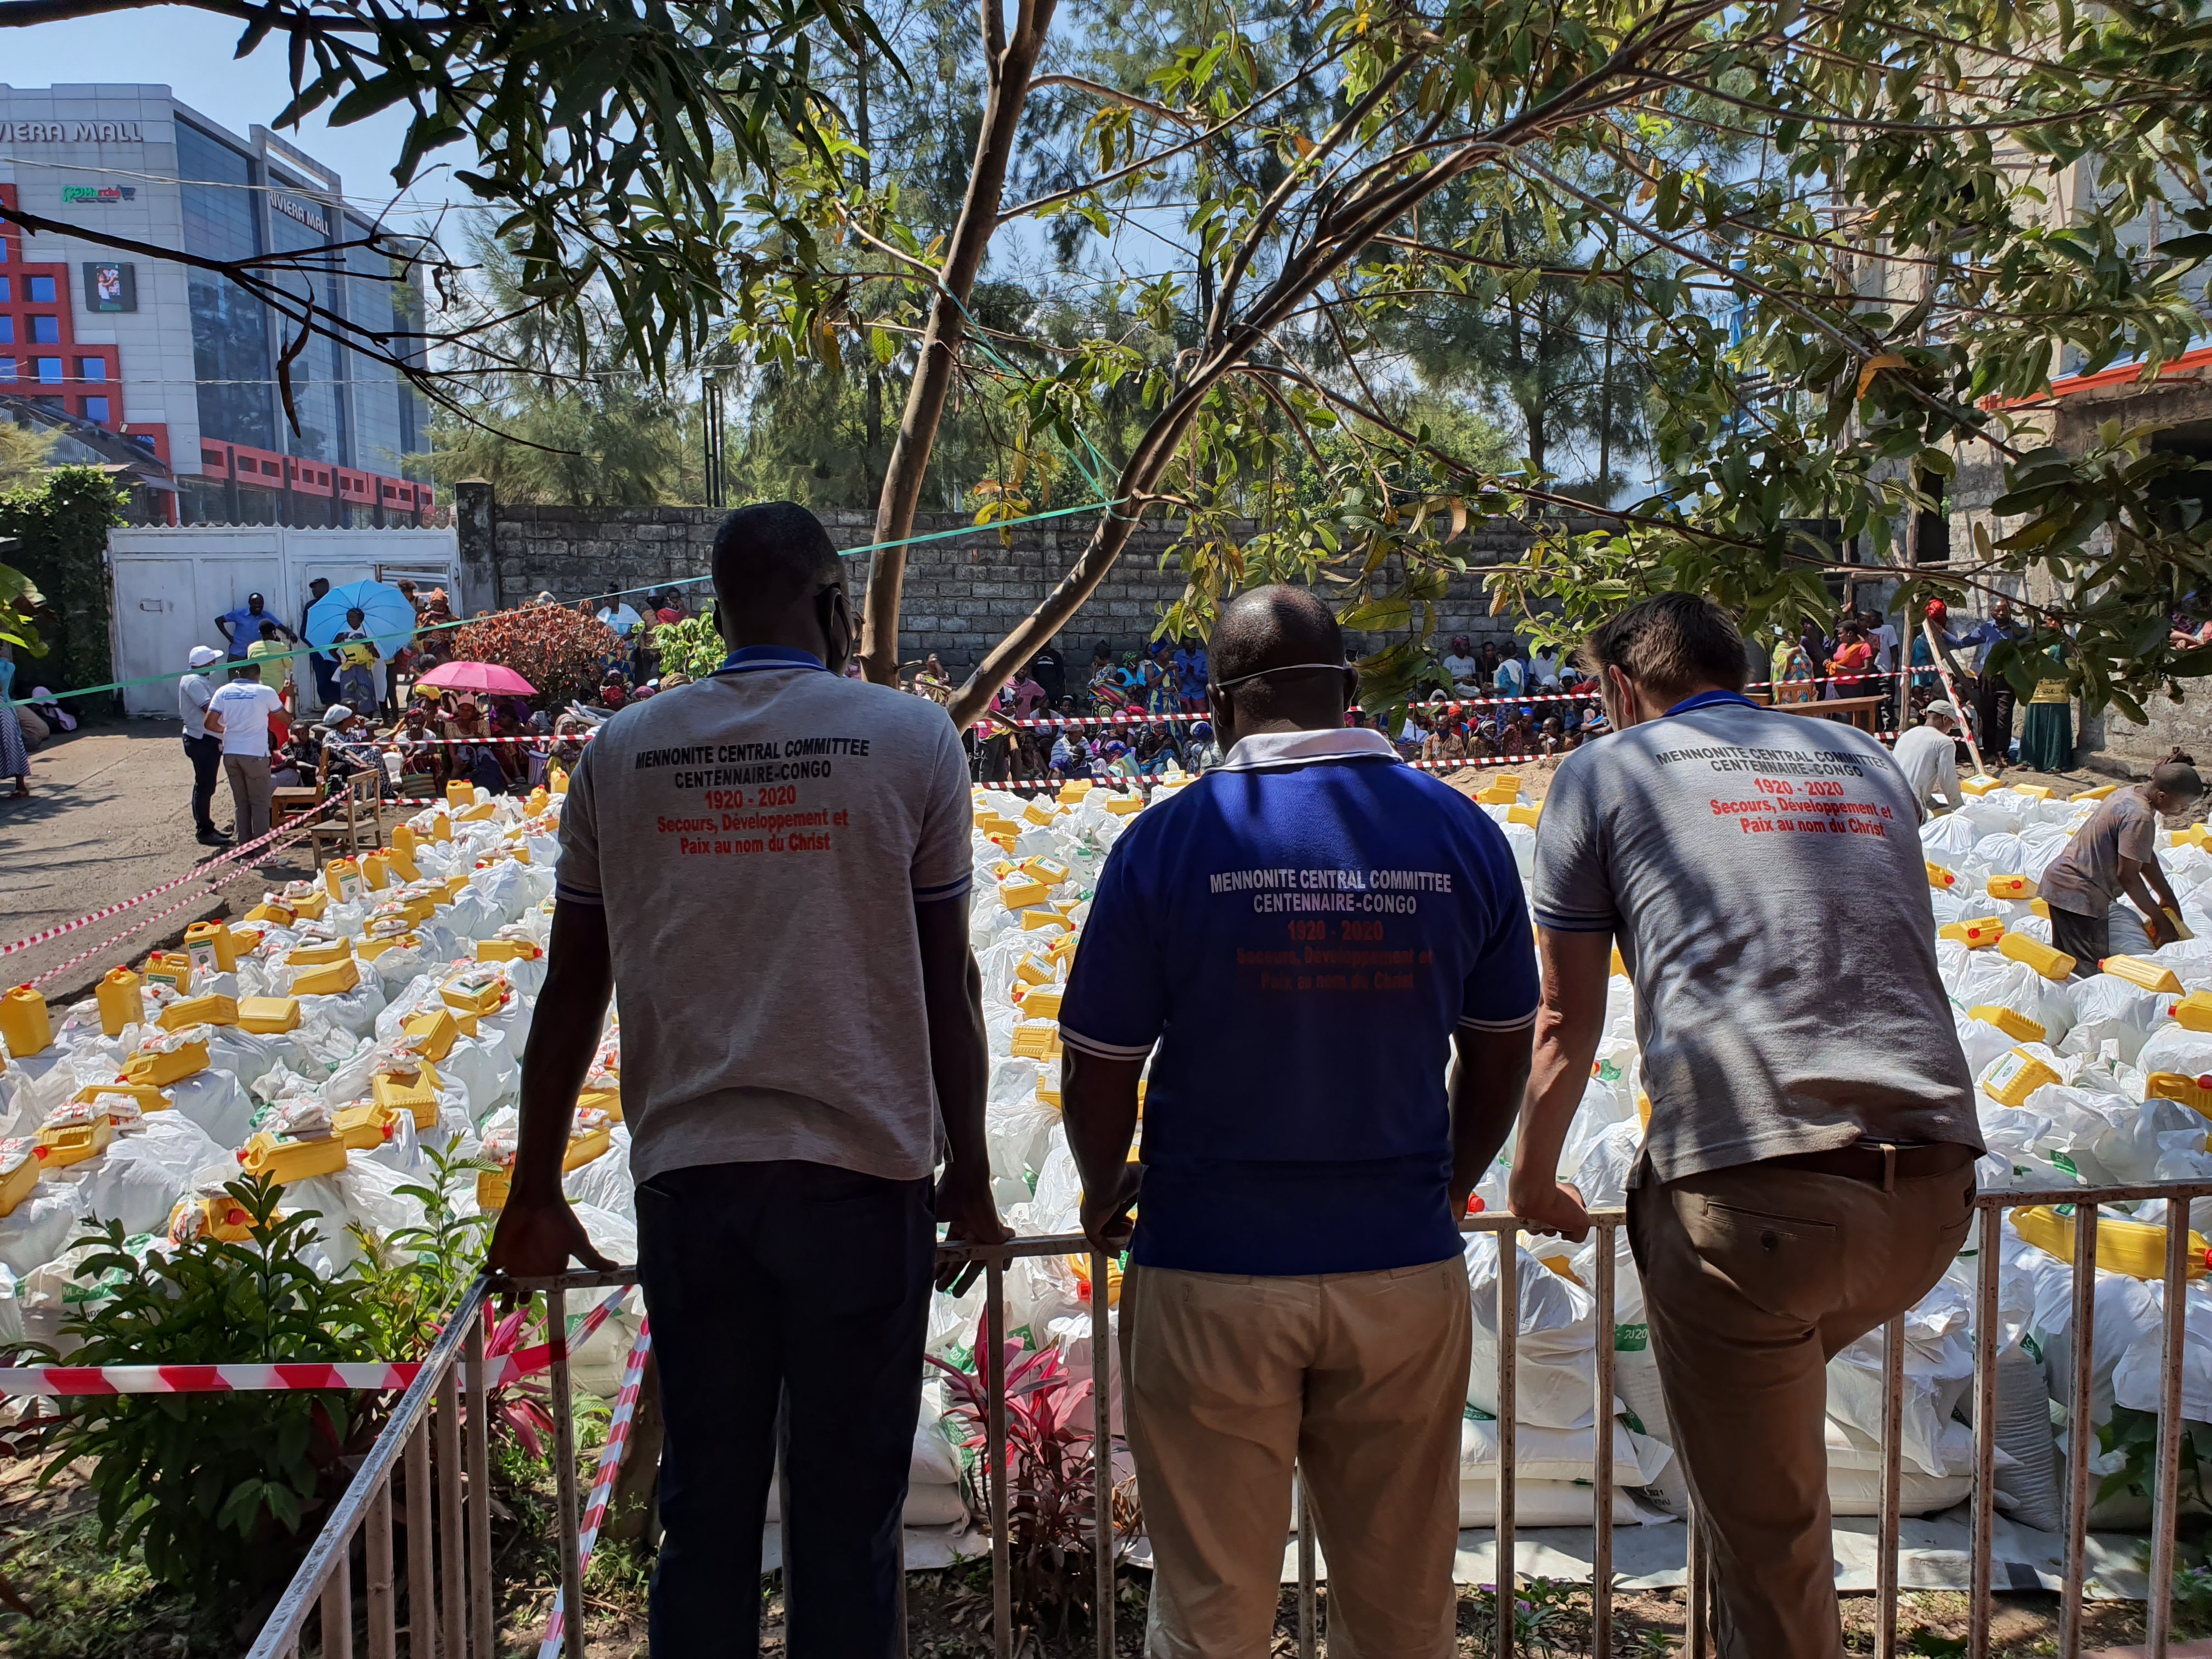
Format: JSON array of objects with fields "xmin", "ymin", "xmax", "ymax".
[
  {"xmin": 2000, "ymin": 933, "xmax": 2075, "ymax": 982},
  {"xmin": 1981, "ymin": 1047, "xmax": 2061, "ymax": 1108},
  {"xmin": 1968, "ymin": 1004, "xmax": 2047, "ymax": 1044},
  {"xmin": 0, "ymin": 984, "xmax": 53, "ymax": 1059},
  {"xmin": 95, "ymin": 967, "xmax": 142, "ymax": 1037},
  {"xmin": 2012, "ymin": 1204, "xmax": 2211, "ymax": 1280},
  {"xmin": 183, "ymin": 921, "xmax": 239, "ymax": 974}
]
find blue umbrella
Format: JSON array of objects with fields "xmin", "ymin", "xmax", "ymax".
[{"xmin": 305, "ymin": 579, "xmax": 416, "ymax": 653}]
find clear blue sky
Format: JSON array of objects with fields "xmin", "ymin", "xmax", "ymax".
[{"xmin": 3, "ymin": 8, "xmax": 466, "ymax": 227}]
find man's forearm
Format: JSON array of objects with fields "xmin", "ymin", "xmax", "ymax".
[
  {"xmin": 1449, "ymin": 1026, "xmax": 1534, "ymax": 1207},
  {"xmin": 512, "ymin": 904, "xmax": 613, "ymax": 1201},
  {"xmin": 1060, "ymin": 1049, "xmax": 1142, "ymax": 1200},
  {"xmin": 930, "ymin": 968, "xmax": 990, "ymax": 1173}
]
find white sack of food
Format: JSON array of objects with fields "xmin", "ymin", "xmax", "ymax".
[
  {"xmin": 0, "ymin": 1176, "xmax": 87, "ymax": 1277},
  {"xmin": 2061, "ymin": 975, "xmax": 2169, "ymax": 1066},
  {"xmin": 1459, "ymin": 1412, "xmax": 1671, "ymax": 1486},
  {"xmin": 1466, "ymin": 1232, "xmax": 1610, "ymax": 1430},
  {"xmin": 60, "ymin": 1113, "xmax": 226, "ymax": 1237},
  {"xmin": 285, "ymin": 1155, "xmax": 431, "ymax": 1273},
  {"xmin": 1827, "ymin": 1280, "xmax": 1974, "ymax": 1478},
  {"xmin": 1452, "ymin": 1479, "xmax": 1669, "ymax": 1529},
  {"xmin": 564, "ymin": 1125, "xmax": 635, "ymax": 1222}
]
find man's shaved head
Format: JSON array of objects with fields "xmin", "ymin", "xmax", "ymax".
[
  {"xmin": 709, "ymin": 501, "xmax": 854, "ymax": 670},
  {"xmin": 1209, "ymin": 585, "xmax": 1355, "ymax": 738},
  {"xmin": 712, "ymin": 503, "xmax": 843, "ymax": 622}
]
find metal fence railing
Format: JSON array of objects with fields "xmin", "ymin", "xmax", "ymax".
[{"xmin": 241, "ymin": 1182, "xmax": 2212, "ymax": 1659}]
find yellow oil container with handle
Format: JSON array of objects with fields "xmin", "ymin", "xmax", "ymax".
[
  {"xmin": 72, "ymin": 1081, "xmax": 167, "ymax": 1116},
  {"xmin": 334, "ymin": 1100, "xmax": 397, "ymax": 1152},
  {"xmin": 402, "ymin": 1008, "xmax": 460, "ymax": 1062},
  {"xmin": 1023, "ymin": 798, "xmax": 1059, "ymax": 828},
  {"xmin": 0, "ymin": 984, "xmax": 52, "ymax": 1059},
  {"xmin": 0, "ymin": 1142, "xmax": 38, "ymax": 1217},
  {"xmin": 2170, "ymin": 990, "xmax": 2212, "ymax": 1033},
  {"xmin": 360, "ymin": 851, "xmax": 391, "ymax": 891},
  {"xmin": 238, "ymin": 1127, "xmax": 348, "ymax": 1184},
  {"xmin": 1982, "ymin": 1047, "xmax": 2061, "ymax": 1108},
  {"xmin": 2073, "ymin": 783, "xmax": 2118, "ymax": 803},
  {"xmin": 2103, "ymin": 956, "xmax": 2184, "ymax": 995},
  {"xmin": 1015, "ymin": 953, "xmax": 1056, "ymax": 988},
  {"xmin": 124, "ymin": 1030, "xmax": 210, "ymax": 1087},
  {"xmin": 550, "ymin": 766, "xmax": 570, "ymax": 795},
  {"xmin": 1509, "ymin": 802, "xmax": 1544, "ymax": 827},
  {"xmin": 1969, "ymin": 1005, "xmax": 2047, "ymax": 1043},
  {"xmin": 1926, "ymin": 861, "xmax": 1958, "ymax": 890},
  {"xmin": 2012, "ymin": 1204, "xmax": 2211, "ymax": 1280},
  {"xmin": 1939, "ymin": 917, "xmax": 2006, "ymax": 949},
  {"xmin": 2013, "ymin": 783, "xmax": 2055, "ymax": 801},
  {"xmin": 1961, "ymin": 775, "xmax": 2003, "ymax": 797},
  {"xmin": 238, "ymin": 996, "xmax": 300, "ymax": 1034},
  {"xmin": 286, "ymin": 938, "xmax": 351, "ymax": 968},
  {"xmin": 142, "ymin": 952, "xmax": 194, "ymax": 995},
  {"xmin": 1011, "ymin": 1021, "xmax": 1063, "ymax": 1060},
  {"xmin": 392, "ymin": 820, "xmax": 417, "ymax": 857},
  {"xmin": 446, "ymin": 779, "xmax": 475, "ymax": 810},
  {"xmin": 1020, "ymin": 909, "xmax": 1071, "ymax": 934},
  {"xmin": 2000, "ymin": 932, "xmax": 2075, "ymax": 981},
  {"xmin": 2146, "ymin": 1071, "xmax": 2212, "ymax": 1117},
  {"xmin": 429, "ymin": 811, "xmax": 453, "ymax": 843},
  {"xmin": 1104, "ymin": 793, "xmax": 1143, "ymax": 816},
  {"xmin": 159, "ymin": 993, "xmax": 238, "ymax": 1031},
  {"xmin": 1023, "ymin": 856, "xmax": 1071, "ymax": 888},
  {"xmin": 36, "ymin": 1102, "xmax": 112, "ymax": 1167},
  {"xmin": 292, "ymin": 957, "xmax": 361, "ymax": 997},
  {"xmin": 1986, "ymin": 874, "xmax": 2036, "ymax": 901},
  {"xmin": 96, "ymin": 967, "xmax": 142, "ymax": 1036},
  {"xmin": 1476, "ymin": 785, "xmax": 1519, "ymax": 805},
  {"xmin": 1021, "ymin": 985, "xmax": 1065, "ymax": 1021},
  {"xmin": 324, "ymin": 858, "xmax": 364, "ymax": 906},
  {"xmin": 475, "ymin": 937, "xmax": 541, "ymax": 963},
  {"xmin": 182, "ymin": 921, "xmax": 238, "ymax": 974},
  {"xmin": 373, "ymin": 1061, "xmax": 442, "ymax": 1131}
]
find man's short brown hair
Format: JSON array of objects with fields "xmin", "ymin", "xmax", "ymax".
[{"xmin": 1576, "ymin": 593, "xmax": 1749, "ymax": 704}]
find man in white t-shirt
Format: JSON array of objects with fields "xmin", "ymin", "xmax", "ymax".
[
  {"xmin": 1530, "ymin": 644, "xmax": 1561, "ymax": 687},
  {"xmin": 1891, "ymin": 700, "xmax": 1963, "ymax": 821},
  {"xmin": 202, "ymin": 663, "xmax": 284, "ymax": 840},
  {"xmin": 490, "ymin": 501, "xmax": 1006, "ymax": 1655}
]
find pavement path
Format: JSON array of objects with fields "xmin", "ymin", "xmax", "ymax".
[{"xmin": 0, "ymin": 717, "xmax": 314, "ymax": 1003}]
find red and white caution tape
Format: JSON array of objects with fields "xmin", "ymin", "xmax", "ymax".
[
  {"xmin": 537, "ymin": 1318, "xmax": 653, "ymax": 1659},
  {"xmin": 0, "ymin": 1285, "xmax": 630, "ymax": 1398},
  {"xmin": 25, "ymin": 801, "xmax": 338, "ymax": 989},
  {"xmin": 0, "ymin": 799, "xmax": 336, "ymax": 963}
]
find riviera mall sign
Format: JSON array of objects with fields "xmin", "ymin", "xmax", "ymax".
[{"xmin": 1, "ymin": 121, "xmax": 145, "ymax": 144}]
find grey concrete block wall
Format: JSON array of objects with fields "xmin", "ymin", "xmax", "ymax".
[{"xmin": 465, "ymin": 494, "xmax": 1538, "ymax": 672}]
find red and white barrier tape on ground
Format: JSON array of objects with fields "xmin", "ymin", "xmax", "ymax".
[
  {"xmin": 537, "ymin": 1318, "xmax": 653, "ymax": 1659},
  {"xmin": 0, "ymin": 1285, "xmax": 630, "ymax": 1398},
  {"xmin": 25, "ymin": 802, "xmax": 339, "ymax": 990},
  {"xmin": 0, "ymin": 798, "xmax": 337, "ymax": 962}
]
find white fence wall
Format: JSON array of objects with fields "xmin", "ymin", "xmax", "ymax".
[{"xmin": 107, "ymin": 525, "xmax": 462, "ymax": 716}]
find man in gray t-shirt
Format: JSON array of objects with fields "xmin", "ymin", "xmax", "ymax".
[
  {"xmin": 1506, "ymin": 594, "xmax": 1980, "ymax": 1659},
  {"xmin": 2036, "ymin": 765, "xmax": 2204, "ymax": 972}
]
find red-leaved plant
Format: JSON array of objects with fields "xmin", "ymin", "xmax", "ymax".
[
  {"xmin": 481, "ymin": 1300, "xmax": 555, "ymax": 1457},
  {"xmin": 929, "ymin": 1340, "xmax": 1140, "ymax": 1641},
  {"xmin": 449, "ymin": 607, "xmax": 624, "ymax": 710}
]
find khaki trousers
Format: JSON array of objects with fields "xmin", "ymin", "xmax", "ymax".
[
  {"xmin": 1119, "ymin": 1258, "xmax": 1470, "ymax": 1659},
  {"xmin": 1628, "ymin": 1153, "xmax": 1977, "ymax": 1659}
]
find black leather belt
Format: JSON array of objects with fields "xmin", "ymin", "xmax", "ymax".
[{"xmin": 1764, "ymin": 1141, "xmax": 1978, "ymax": 1187}]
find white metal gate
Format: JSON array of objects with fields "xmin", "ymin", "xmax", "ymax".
[{"xmin": 106, "ymin": 525, "xmax": 461, "ymax": 716}]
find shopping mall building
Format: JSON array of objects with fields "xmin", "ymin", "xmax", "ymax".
[{"xmin": 0, "ymin": 84, "xmax": 435, "ymax": 524}]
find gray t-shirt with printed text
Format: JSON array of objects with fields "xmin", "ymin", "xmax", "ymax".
[
  {"xmin": 1530, "ymin": 696, "xmax": 1980, "ymax": 1183},
  {"xmin": 555, "ymin": 661, "xmax": 975, "ymax": 1186}
]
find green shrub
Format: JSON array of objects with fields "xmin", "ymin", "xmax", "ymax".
[
  {"xmin": 652, "ymin": 603, "xmax": 723, "ymax": 681},
  {"xmin": 0, "ymin": 466, "xmax": 126, "ymax": 696},
  {"xmin": 9, "ymin": 1177, "xmax": 392, "ymax": 1604}
]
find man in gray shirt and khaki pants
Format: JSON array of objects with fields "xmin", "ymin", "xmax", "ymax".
[{"xmin": 1509, "ymin": 594, "xmax": 1984, "ymax": 1659}]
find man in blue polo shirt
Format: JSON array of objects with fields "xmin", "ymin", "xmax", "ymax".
[{"xmin": 1060, "ymin": 586, "xmax": 1538, "ymax": 1658}]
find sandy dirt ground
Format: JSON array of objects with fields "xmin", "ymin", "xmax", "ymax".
[{"xmin": 0, "ymin": 716, "xmax": 315, "ymax": 1003}]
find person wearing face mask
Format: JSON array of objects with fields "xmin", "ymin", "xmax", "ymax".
[{"xmin": 487, "ymin": 501, "xmax": 1005, "ymax": 1657}]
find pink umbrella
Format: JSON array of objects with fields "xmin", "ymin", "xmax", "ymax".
[{"xmin": 414, "ymin": 659, "xmax": 538, "ymax": 697}]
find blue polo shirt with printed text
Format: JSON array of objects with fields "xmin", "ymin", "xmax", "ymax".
[{"xmin": 1059, "ymin": 727, "xmax": 1538, "ymax": 1276}]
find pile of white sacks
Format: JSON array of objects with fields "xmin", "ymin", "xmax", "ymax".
[
  {"xmin": 971, "ymin": 771, "xmax": 2212, "ymax": 1537},
  {"xmin": 13, "ymin": 763, "xmax": 2212, "ymax": 1544}
]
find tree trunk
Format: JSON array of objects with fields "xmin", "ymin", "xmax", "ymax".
[{"xmin": 859, "ymin": 0, "xmax": 1059, "ymax": 684}]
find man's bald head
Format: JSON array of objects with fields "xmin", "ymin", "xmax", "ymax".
[
  {"xmin": 1209, "ymin": 585, "xmax": 1357, "ymax": 740},
  {"xmin": 710, "ymin": 501, "xmax": 852, "ymax": 669}
]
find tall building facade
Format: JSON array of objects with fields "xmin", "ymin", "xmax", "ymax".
[{"xmin": 0, "ymin": 84, "xmax": 435, "ymax": 524}]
